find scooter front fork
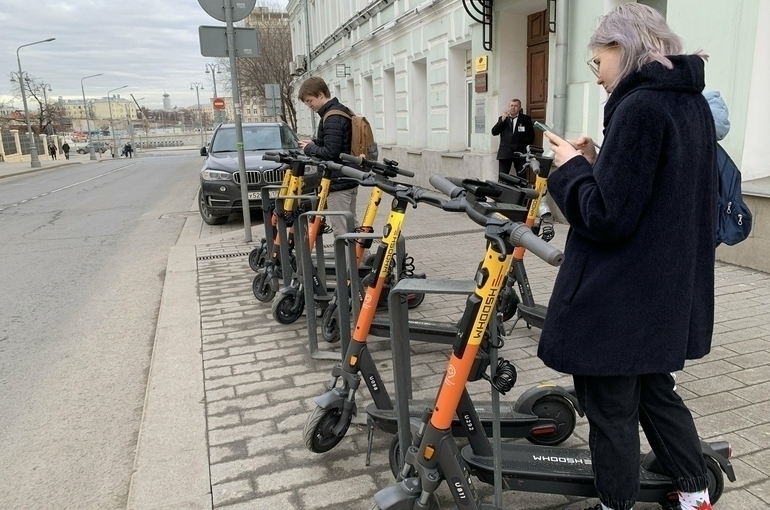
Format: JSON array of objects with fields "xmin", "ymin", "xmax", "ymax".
[{"xmin": 317, "ymin": 363, "xmax": 362, "ymax": 437}]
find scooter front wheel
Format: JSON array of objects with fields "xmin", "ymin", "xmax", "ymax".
[
  {"xmin": 370, "ymin": 493, "xmax": 440, "ymax": 510},
  {"xmin": 248, "ymin": 244, "xmax": 266, "ymax": 272},
  {"xmin": 253, "ymin": 273, "xmax": 275, "ymax": 302},
  {"xmin": 321, "ymin": 303, "xmax": 341, "ymax": 343},
  {"xmin": 271, "ymin": 291, "xmax": 304, "ymax": 324},
  {"xmin": 303, "ymin": 405, "xmax": 352, "ymax": 453},
  {"xmin": 387, "ymin": 434, "xmax": 416, "ymax": 480},
  {"xmin": 526, "ymin": 395, "xmax": 576, "ymax": 446}
]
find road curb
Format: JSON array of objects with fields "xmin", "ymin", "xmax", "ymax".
[{"xmin": 126, "ymin": 213, "xmax": 212, "ymax": 510}]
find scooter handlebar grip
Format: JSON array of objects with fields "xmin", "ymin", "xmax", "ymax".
[
  {"xmin": 339, "ymin": 165, "xmax": 368, "ymax": 181},
  {"xmin": 510, "ymin": 224, "xmax": 564, "ymax": 267},
  {"xmin": 340, "ymin": 153, "xmax": 364, "ymax": 166},
  {"xmin": 262, "ymin": 153, "xmax": 281, "ymax": 162},
  {"xmin": 394, "ymin": 167, "xmax": 415, "ymax": 178},
  {"xmin": 430, "ymin": 174, "xmax": 463, "ymax": 198}
]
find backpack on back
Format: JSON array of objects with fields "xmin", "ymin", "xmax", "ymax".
[
  {"xmin": 322, "ymin": 109, "xmax": 379, "ymax": 161},
  {"xmin": 716, "ymin": 144, "xmax": 752, "ymax": 246}
]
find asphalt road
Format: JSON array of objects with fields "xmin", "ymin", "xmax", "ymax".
[{"xmin": 0, "ymin": 154, "xmax": 201, "ymax": 509}]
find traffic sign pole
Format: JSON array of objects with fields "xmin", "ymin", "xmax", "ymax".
[{"xmin": 225, "ymin": 0, "xmax": 252, "ymax": 242}]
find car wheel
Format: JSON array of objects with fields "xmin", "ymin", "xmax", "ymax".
[{"xmin": 198, "ymin": 187, "xmax": 227, "ymax": 225}]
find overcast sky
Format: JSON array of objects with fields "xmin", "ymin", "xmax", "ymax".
[{"xmin": 0, "ymin": 0, "xmax": 288, "ymax": 111}]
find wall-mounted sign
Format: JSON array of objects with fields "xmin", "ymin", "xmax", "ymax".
[
  {"xmin": 474, "ymin": 72, "xmax": 488, "ymax": 93},
  {"xmin": 474, "ymin": 98, "xmax": 486, "ymax": 133},
  {"xmin": 475, "ymin": 55, "xmax": 488, "ymax": 73},
  {"xmin": 336, "ymin": 64, "xmax": 350, "ymax": 77}
]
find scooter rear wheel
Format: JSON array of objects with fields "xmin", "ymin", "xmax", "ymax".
[
  {"xmin": 253, "ymin": 273, "xmax": 275, "ymax": 302},
  {"xmin": 321, "ymin": 303, "xmax": 341, "ymax": 343},
  {"xmin": 271, "ymin": 291, "xmax": 304, "ymax": 324},
  {"xmin": 526, "ymin": 395, "xmax": 576, "ymax": 446},
  {"xmin": 705, "ymin": 455, "xmax": 725, "ymax": 503},
  {"xmin": 303, "ymin": 405, "xmax": 352, "ymax": 453}
]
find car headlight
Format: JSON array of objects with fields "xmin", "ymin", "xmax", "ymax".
[{"xmin": 201, "ymin": 169, "xmax": 232, "ymax": 181}]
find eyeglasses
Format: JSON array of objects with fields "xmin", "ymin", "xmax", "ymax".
[{"xmin": 586, "ymin": 46, "xmax": 616, "ymax": 78}]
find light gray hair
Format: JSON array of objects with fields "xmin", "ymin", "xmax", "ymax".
[{"xmin": 589, "ymin": 3, "xmax": 685, "ymax": 88}]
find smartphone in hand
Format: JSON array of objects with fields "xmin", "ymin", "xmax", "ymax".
[{"xmin": 534, "ymin": 121, "xmax": 601, "ymax": 150}]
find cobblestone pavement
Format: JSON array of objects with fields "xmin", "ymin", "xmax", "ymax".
[{"xmin": 192, "ymin": 196, "xmax": 770, "ymax": 510}]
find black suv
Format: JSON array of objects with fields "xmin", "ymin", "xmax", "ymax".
[{"xmin": 198, "ymin": 122, "xmax": 319, "ymax": 225}]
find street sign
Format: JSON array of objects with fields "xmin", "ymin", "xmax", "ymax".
[
  {"xmin": 199, "ymin": 26, "xmax": 259, "ymax": 58},
  {"xmin": 213, "ymin": 97, "xmax": 225, "ymax": 110},
  {"xmin": 198, "ymin": 0, "xmax": 256, "ymax": 22},
  {"xmin": 264, "ymin": 84, "xmax": 281, "ymax": 117}
]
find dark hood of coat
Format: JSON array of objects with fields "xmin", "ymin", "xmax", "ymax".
[{"xmin": 604, "ymin": 54, "xmax": 706, "ymax": 125}]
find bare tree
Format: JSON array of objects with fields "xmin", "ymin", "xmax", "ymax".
[
  {"xmin": 8, "ymin": 73, "xmax": 70, "ymax": 134},
  {"xmin": 219, "ymin": 3, "xmax": 297, "ymax": 129}
]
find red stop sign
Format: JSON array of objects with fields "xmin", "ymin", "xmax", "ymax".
[{"xmin": 213, "ymin": 97, "xmax": 225, "ymax": 110}]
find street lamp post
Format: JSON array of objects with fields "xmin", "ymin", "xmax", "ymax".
[
  {"xmin": 17, "ymin": 37, "xmax": 55, "ymax": 168},
  {"xmin": 81, "ymin": 73, "xmax": 103, "ymax": 160},
  {"xmin": 107, "ymin": 85, "xmax": 127, "ymax": 157},
  {"xmin": 205, "ymin": 63, "xmax": 220, "ymax": 125},
  {"xmin": 190, "ymin": 82, "xmax": 205, "ymax": 147}
]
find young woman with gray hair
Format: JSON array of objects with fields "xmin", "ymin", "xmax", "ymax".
[{"xmin": 537, "ymin": 4, "xmax": 717, "ymax": 510}]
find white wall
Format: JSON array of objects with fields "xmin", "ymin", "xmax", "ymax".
[{"xmin": 741, "ymin": 0, "xmax": 770, "ymax": 181}]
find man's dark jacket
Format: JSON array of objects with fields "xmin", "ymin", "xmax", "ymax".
[
  {"xmin": 537, "ymin": 55, "xmax": 717, "ymax": 376},
  {"xmin": 491, "ymin": 112, "xmax": 535, "ymax": 160},
  {"xmin": 303, "ymin": 97, "xmax": 357, "ymax": 192}
]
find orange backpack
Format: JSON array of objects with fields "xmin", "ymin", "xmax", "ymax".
[{"xmin": 322, "ymin": 109, "xmax": 378, "ymax": 161}]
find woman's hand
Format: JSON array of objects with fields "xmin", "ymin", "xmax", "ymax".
[
  {"xmin": 573, "ymin": 136, "xmax": 597, "ymax": 165},
  {"xmin": 544, "ymin": 131, "xmax": 582, "ymax": 167}
]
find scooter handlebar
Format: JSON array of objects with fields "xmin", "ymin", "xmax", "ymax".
[
  {"xmin": 340, "ymin": 153, "xmax": 416, "ymax": 178},
  {"xmin": 509, "ymin": 224, "xmax": 564, "ymax": 267},
  {"xmin": 262, "ymin": 153, "xmax": 281, "ymax": 162},
  {"xmin": 340, "ymin": 153, "xmax": 364, "ymax": 167},
  {"xmin": 429, "ymin": 174, "xmax": 464, "ymax": 198},
  {"xmin": 325, "ymin": 161, "xmax": 369, "ymax": 181}
]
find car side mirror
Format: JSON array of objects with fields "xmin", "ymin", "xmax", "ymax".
[{"xmin": 200, "ymin": 146, "xmax": 208, "ymax": 157}]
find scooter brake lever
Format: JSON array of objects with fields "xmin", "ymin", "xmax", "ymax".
[{"xmin": 484, "ymin": 227, "xmax": 508, "ymax": 261}]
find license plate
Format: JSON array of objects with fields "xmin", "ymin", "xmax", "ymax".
[{"xmin": 248, "ymin": 190, "xmax": 279, "ymax": 200}]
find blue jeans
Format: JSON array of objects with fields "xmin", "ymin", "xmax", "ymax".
[{"xmin": 573, "ymin": 373, "xmax": 709, "ymax": 510}]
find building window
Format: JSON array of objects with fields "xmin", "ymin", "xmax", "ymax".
[{"xmin": 637, "ymin": 0, "xmax": 667, "ymax": 18}]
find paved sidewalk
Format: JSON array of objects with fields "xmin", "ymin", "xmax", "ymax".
[{"xmin": 133, "ymin": 194, "xmax": 770, "ymax": 510}]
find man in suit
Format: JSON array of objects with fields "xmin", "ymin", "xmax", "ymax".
[{"xmin": 491, "ymin": 98, "xmax": 535, "ymax": 178}]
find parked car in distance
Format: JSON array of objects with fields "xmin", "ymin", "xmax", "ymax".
[
  {"xmin": 75, "ymin": 142, "xmax": 109, "ymax": 154},
  {"xmin": 198, "ymin": 122, "xmax": 319, "ymax": 225}
]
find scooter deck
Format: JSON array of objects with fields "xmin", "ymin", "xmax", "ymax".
[
  {"xmin": 367, "ymin": 402, "xmax": 539, "ymax": 437},
  {"xmin": 368, "ymin": 317, "xmax": 457, "ymax": 343},
  {"xmin": 462, "ymin": 443, "xmax": 673, "ymax": 501},
  {"xmin": 516, "ymin": 303, "xmax": 547, "ymax": 329}
]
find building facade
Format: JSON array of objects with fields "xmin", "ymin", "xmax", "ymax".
[{"xmin": 286, "ymin": 0, "xmax": 769, "ymax": 187}]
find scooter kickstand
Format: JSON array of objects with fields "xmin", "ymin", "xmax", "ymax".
[{"xmin": 365, "ymin": 419, "xmax": 376, "ymax": 466}]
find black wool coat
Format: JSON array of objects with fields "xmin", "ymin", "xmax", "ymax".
[
  {"xmin": 491, "ymin": 113, "xmax": 535, "ymax": 160},
  {"xmin": 537, "ymin": 55, "xmax": 717, "ymax": 376},
  {"xmin": 304, "ymin": 97, "xmax": 357, "ymax": 192}
]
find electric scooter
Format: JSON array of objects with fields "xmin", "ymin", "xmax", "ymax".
[
  {"xmin": 271, "ymin": 155, "xmax": 337, "ymax": 324},
  {"xmin": 252, "ymin": 154, "xmax": 307, "ymax": 302},
  {"xmin": 320, "ymin": 154, "xmax": 427, "ymax": 343},
  {"xmin": 303, "ymin": 164, "xmax": 581, "ymax": 462},
  {"xmin": 371, "ymin": 175, "xmax": 736, "ymax": 510}
]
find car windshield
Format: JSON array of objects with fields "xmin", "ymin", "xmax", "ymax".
[{"xmin": 211, "ymin": 125, "xmax": 298, "ymax": 153}]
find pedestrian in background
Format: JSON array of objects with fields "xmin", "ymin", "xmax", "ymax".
[
  {"xmin": 124, "ymin": 142, "xmax": 133, "ymax": 158},
  {"xmin": 491, "ymin": 98, "xmax": 534, "ymax": 179},
  {"xmin": 48, "ymin": 143, "xmax": 57, "ymax": 160},
  {"xmin": 297, "ymin": 76, "xmax": 361, "ymax": 238},
  {"xmin": 61, "ymin": 142, "xmax": 70, "ymax": 160},
  {"xmin": 537, "ymin": 4, "xmax": 717, "ymax": 510}
]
